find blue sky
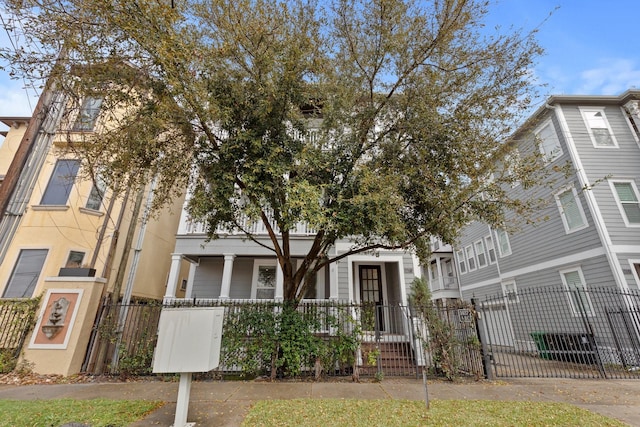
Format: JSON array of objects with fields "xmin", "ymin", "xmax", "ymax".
[{"xmin": 1, "ymin": 0, "xmax": 639, "ymax": 126}]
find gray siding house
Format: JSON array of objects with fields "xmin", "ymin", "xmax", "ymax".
[
  {"xmin": 453, "ymin": 91, "xmax": 640, "ymax": 356},
  {"xmin": 456, "ymin": 90, "xmax": 640, "ymax": 301}
]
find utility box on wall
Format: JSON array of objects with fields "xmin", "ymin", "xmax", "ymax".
[{"xmin": 152, "ymin": 307, "xmax": 225, "ymax": 373}]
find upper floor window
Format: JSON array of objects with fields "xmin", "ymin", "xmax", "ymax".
[
  {"xmin": 484, "ymin": 235, "xmax": 497, "ymax": 264},
  {"xmin": 2, "ymin": 249, "xmax": 48, "ymax": 298},
  {"xmin": 535, "ymin": 120, "xmax": 563, "ymax": 163},
  {"xmin": 580, "ymin": 107, "xmax": 617, "ymax": 148},
  {"xmin": 555, "ymin": 187, "xmax": 588, "ymax": 233},
  {"xmin": 40, "ymin": 159, "xmax": 80, "ymax": 205},
  {"xmin": 610, "ymin": 180, "xmax": 640, "ymax": 226},
  {"xmin": 456, "ymin": 250, "xmax": 466, "ymax": 274},
  {"xmin": 86, "ymin": 175, "xmax": 107, "ymax": 211},
  {"xmin": 474, "ymin": 240, "xmax": 487, "ymax": 268},
  {"xmin": 495, "ymin": 229, "xmax": 511, "ymax": 257},
  {"xmin": 73, "ymin": 97, "xmax": 103, "ymax": 132},
  {"xmin": 464, "ymin": 245, "xmax": 476, "ymax": 271}
]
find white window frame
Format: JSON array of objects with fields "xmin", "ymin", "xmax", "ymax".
[
  {"xmin": 495, "ymin": 229, "xmax": 512, "ymax": 257},
  {"xmin": 504, "ymin": 150, "xmax": 520, "ymax": 187},
  {"xmin": 629, "ymin": 259, "xmax": 640, "ymax": 288},
  {"xmin": 474, "ymin": 240, "xmax": 487, "ymax": 268},
  {"xmin": 484, "ymin": 235, "xmax": 497, "ymax": 264},
  {"xmin": 502, "ymin": 280, "xmax": 519, "ymax": 303},
  {"xmin": 559, "ymin": 267, "xmax": 594, "ymax": 317},
  {"xmin": 554, "ymin": 186, "xmax": 588, "ymax": 233},
  {"xmin": 535, "ymin": 119, "xmax": 563, "ymax": 163},
  {"xmin": 464, "ymin": 245, "xmax": 477, "ymax": 271},
  {"xmin": 456, "ymin": 250, "xmax": 467, "ymax": 275},
  {"xmin": 609, "ymin": 180, "xmax": 640, "ymax": 227},
  {"xmin": 579, "ymin": 107, "xmax": 618, "ymax": 148},
  {"xmin": 251, "ymin": 260, "xmax": 278, "ymax": 299}
]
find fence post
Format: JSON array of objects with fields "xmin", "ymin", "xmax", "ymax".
[{"xmin": 471, "ymin": 298, "xmax": 493, "ymax": 380}]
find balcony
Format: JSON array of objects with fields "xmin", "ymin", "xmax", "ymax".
[
  {"xmin": 179, "ymin": 209, "xmax": 316, "ymax": 236},
  {"xmin": 429, "ymin": 276, "xmax": 459, "ymax": 292}
]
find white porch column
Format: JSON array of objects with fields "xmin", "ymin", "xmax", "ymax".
[
  {"xmin": 435, "ymin": 257, "xmax": 444, "ymax": 290},
  {"xmin": 219, "ymin": 254, "xmax": 235, "ymax": 300},
  {"xmin": 164, "ymin": 253, "xmax": 183, "ymax": 301},
  {"xmin": 275, "ymin": 262, "xmax": 284, "ymax": 301},
  {"xmin": 329, "ymin": 262, "xmax": 339, "ymax": 300},
  {"xmin": 185, "ymin": 259, "xmax": 198, "ymax": 298}
]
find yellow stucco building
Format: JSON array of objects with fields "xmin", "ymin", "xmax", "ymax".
[{"xmin": 0, "ymin": 101, "xmax": 186, "ymax": 375}]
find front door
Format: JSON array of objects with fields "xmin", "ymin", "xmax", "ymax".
[{"xmin": 359, "ymin": 265, "xmax": 384, "ymax": 331}]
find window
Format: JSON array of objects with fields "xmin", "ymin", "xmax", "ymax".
[
  {"xmin": 560, "ymin": 268, "xmax": 594, "ymax": 316},
  {"xmin": 535, "ymin": 120, "xmax": 563, "ymax": 162},
  {"xmin": 504, "ymin": 150, "xmax": 520, "ymax": 187},
  {"xmin": 65, "ymin": 251, "xmax": 85, "ymax": 268},
  {"xmin": 630, "ymin": 261, "xmax": 640, "ymax": 287},
  {"xmin": 474, "ymin": 240, "xmax": 487, "ymax": 268},
  {"xmin": 495, "ymin": 229, "xmax": 511, "ymax": 257},
  {"xmin": 502, "ymin": 280, "xmax": 518, "ymax": 303},
  {"xmin": 464, "ymin": 245, "xmax": 476, "ymax": 271},
  {"xmin": 580, "ymin": 108, "xmax": 617, "ymax": 147},
  {"xmin": 610, "ymin": 181, "xmax": 640, "ymax": 226},
  {"xmin": 2, "ymin": 249, "xmax": 48, "ymax": 298},
  {"xmin": 73, "ymin": 97, "xmax": 103, "ymax": 131},
  {"xmin": 252, "ymin": 261, "xmax": 277, "ymax": 299},
  {"xmin": 484, "ymin": 235, "xmax": 497, "ymax": 264},
  {"xmin": 180, "ymin": 279, "xmax": 188, "ymax": 291},
  {"xmin": 86, "ymin": 175, "xmax": 107, "ymax": 211},
  {"xmin": 429, "ymin": 262, "xmax": 438, "ymax": 280},
  {"xmin": 456, "ymin": 250, "xmax": 466, "ymax": 274},
  {"xmin": 40, "ymin": 159, "xmax": 80, "ymax": 205},
  {"xmin": 555, "ymin": 187, "xmax": 588, "ymax": 233}
]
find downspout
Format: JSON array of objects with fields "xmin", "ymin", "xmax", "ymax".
[
  {"xmin": 111, "ymin": 178, "xmax": 156, "ymax": 370},
  {"xmin": 550, "ymin": 103, "xmax": 629, "ymax": 292}
]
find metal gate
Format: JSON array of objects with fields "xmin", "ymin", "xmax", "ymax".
[{"xmin": 475, "ymin": 287, "xmax": 640, "ymax": 379}]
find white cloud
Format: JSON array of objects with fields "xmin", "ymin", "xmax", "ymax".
[
  {"xmin": 538, "ymin": 58, "xmax": 640, "ymax": 96},
  {"xmin": 0, "ymin": 81, "xmax": 38, "ymax": 143},
  {"xmin": 575, "ymin": 59, "xmax": 640, "ymax": 95}
]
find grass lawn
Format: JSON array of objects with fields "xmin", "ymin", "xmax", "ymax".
[
  {"xmin": 242, "ymin": 399, "xmax": 626, "ymax": 427},
  {"xmin": 0, "ymin": 398, "xmax": 163, "ymax": 427}
]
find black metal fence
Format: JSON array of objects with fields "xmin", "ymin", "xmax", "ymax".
[
  {"xmin": 83, "ymin": 298, "xmax": 483, "ymax": 379},
  {"xmin": 474, "ymin": 286, "xmax": 640, "ymax": 379},
  {"xmin": 0, "ymin": 298, "xmax": 39, "ymax": 372}
]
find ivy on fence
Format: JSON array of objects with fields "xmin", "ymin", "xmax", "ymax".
[
  {"xmin": 0, "ymin": 297, "xmax": 41, "ymax": 373},
  {"xmin": 220, "ymin": 302, "xmax": 362, "ymax": 380}
]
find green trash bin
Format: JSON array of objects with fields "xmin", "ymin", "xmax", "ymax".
[{"xmin": 530, "ymin": 332, "xmax": 551, "ymax": 360}]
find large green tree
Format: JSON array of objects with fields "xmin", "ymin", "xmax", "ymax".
[{"xmin": 1, "ymin": 0, "xmax": 549, "ymax": 302}]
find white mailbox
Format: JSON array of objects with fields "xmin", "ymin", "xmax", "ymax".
[{"xmin": 152, "ymin": 307, "xmax": 225, "ymax": 373}]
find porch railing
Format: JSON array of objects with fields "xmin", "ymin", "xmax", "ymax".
[{"xmin": 180, "ymin": 208, "xmax": 316, "ymax": 236}]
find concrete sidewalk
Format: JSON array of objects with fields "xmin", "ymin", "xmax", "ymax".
[{"xmin": 0, "ymin": 378, "xmax": 638, "ymax": 426}]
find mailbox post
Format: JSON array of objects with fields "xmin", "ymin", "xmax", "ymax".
[{"xmin": 152, "ymin": 307, "xmax": 225, "ymax": 427}]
